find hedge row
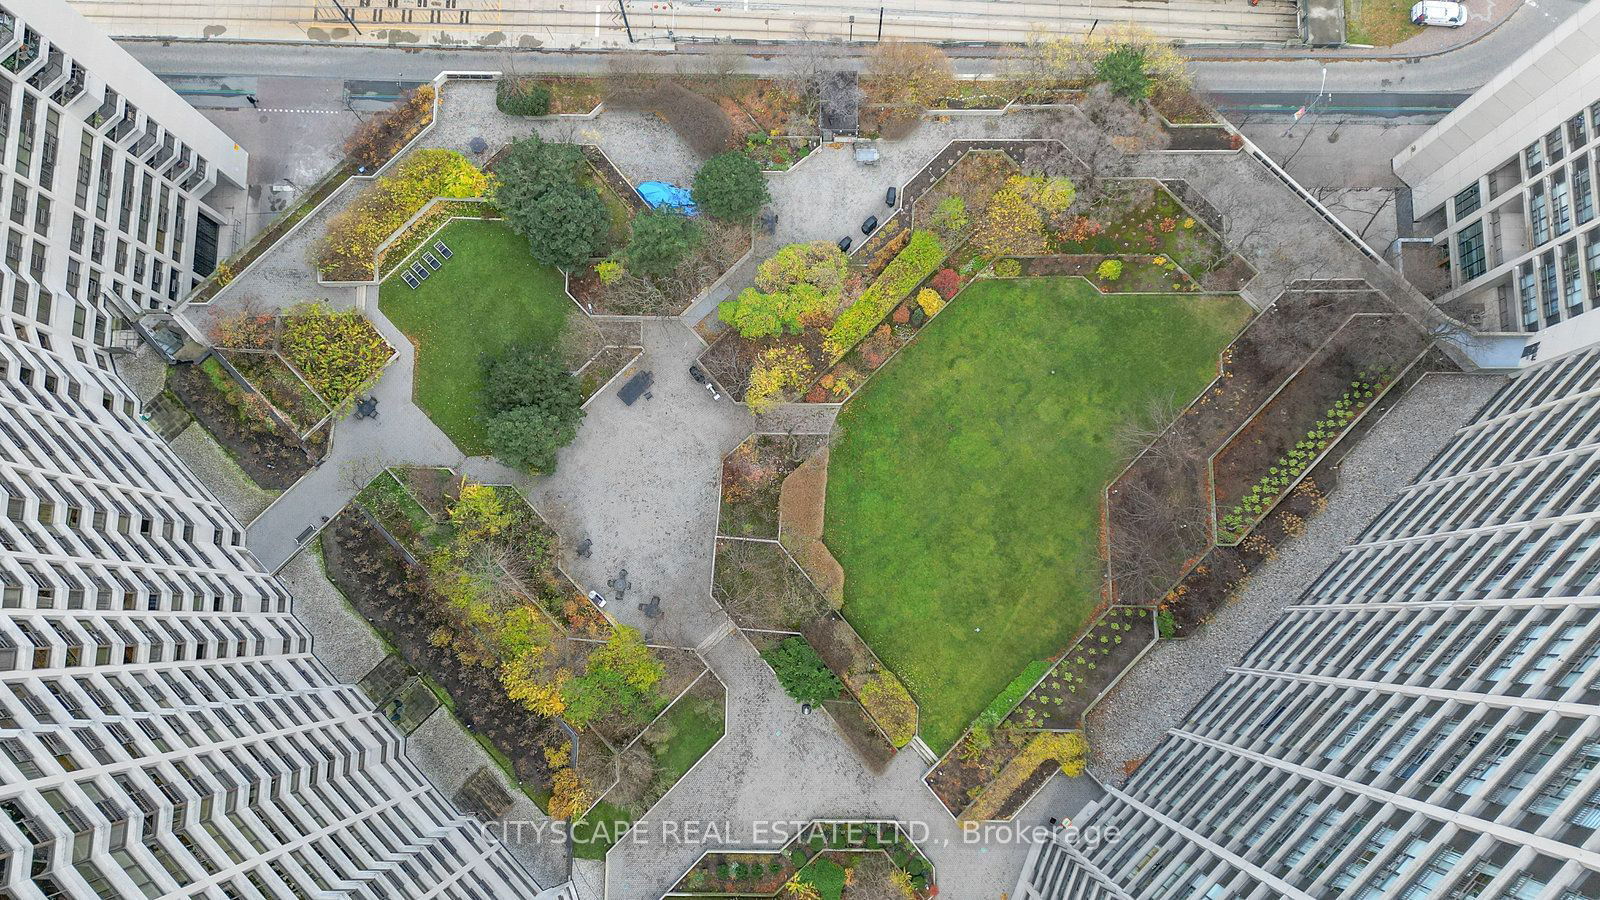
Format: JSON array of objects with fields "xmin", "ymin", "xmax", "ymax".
[
  {"xmin": 496, "ymin": 78, "xmax": 552, "ymax": 117},
  {"xmin": 823, "ymin": 229, "xmax": 944, "ymax": 360}
]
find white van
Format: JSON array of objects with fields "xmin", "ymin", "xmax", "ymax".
[{"xmin": 1411, "ymin": 1, "xmax": 1467, "ymax": 26}]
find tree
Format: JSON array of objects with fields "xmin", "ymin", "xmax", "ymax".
[
  {"xmin": 760, "ymin": 637, "xmax": 842, "ymax": 705},
  {"xmin": 718, "ymin": 241, "xmax": 848, "ymax": 337},
  {"xmin": 1031, "ymin": 86, "xmax": 1168, "ymax": 204},
  {"xmin": 863, "ymin": 41, "xmax": 954, "ymax": 135},
  {"xmin": 561, "ymin": 627, "xmax": 661, "ymax": 727},
  {"xmin": 491, "ymin": 135, "xmax": 609, "ymax": 268},
  {"xmin": 481, "ymin": 348, "xmax": 585, "ymax": 473},
  {"xmin": 1095, "ymin": 46, "xmax": 1151, "ymax": 101},
  {"xmin": 692, "ymin": 152, "xmax": 771, "ymax": 221},
  {"xmin": 623, "ymin": 209, "xmax": 703, "ymax": 277},
  {"xmin": 587, "ymin": 626, "xmax": 663, "ymax": 692},
  {"xmin": 1011, "ymin": 25, "xmax": 1189, "ymax": 98}
]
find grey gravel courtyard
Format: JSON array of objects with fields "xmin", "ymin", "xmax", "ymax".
[{"xmin": 1086, "ymin": 373, "xmax": 1504, "ymax": 787}]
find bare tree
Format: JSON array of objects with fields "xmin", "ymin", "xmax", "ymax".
[
  {"xmin": 1031, "ymin": 85, "xmax": 1168, "ymax": 204},
  {"xmin": 785, "ymin": 23, "xmax": 857, "ymax": 122},
  {"xmin": 1105, "ymin": 465, "xmax": 1211, "ymax": 603},
  {"xmin": 712, "ymin": 540, "xmax": 828, "ymax": 630}
]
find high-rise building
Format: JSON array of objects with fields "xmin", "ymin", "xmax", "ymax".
[
  {"xmin": 0, "ymin": 0, "xmax": 247, "ymax": 337},
  {"xmin": 1015, "ymin": 347, "xmax": 1600, "ymax": 898},
  {"xmin": 1393, "ymin": 1, "xmax": 1600, "ymax": 340},
  {"xmin": 0, "ymin": 2, "xmax": 545, "ymax": 897}
]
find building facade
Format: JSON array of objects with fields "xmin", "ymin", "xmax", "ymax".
[
  {"xmin": 1394, "ymin": 1, "xmax": 1600, "ymax": 337},
  {"xmin": 1018, "ymin": 349, "xmax": 1600, "ymax": 898},
  {"xmin": 0, "ymin": 0, "xmax": 247, "ymax": 342},
  {"xmin": 0, "ymin": 2, "xmax": 547, "ymax": 897}
]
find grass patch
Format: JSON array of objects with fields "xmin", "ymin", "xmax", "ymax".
[
  {"xmin": 572, "ymin": 800, "xmax": 634, "ymax": 860},
  {"xmin": 378, "ymin": 219, "xmax": 575, "ymax": 454},
  {"xmin": 1344, "ymin": 0, "xmax": 1425, "ymax": 45},
  {"xmin": 652, "ymin": 694, "xmax": 725, "ymax": 785},
  {"xmin": 824, "ymin": 277, "xmax": 1249, "ymax": 753}
]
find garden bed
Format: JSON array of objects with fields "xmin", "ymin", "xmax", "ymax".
[
  {"xmin": 167, "ymin": 358, "xmax": 320, "ymax": 490},
  {"xmin": 1010, "ymin": 607, "xmax": 1154, "ymax": 731},
  {"xmin": 567, "ymin": 219, "xmax": 751, "ymax": 316},
  {"xmin": 321, "ymin": 507, "xmax": 567, "ymax": 797},
  {"xmin": 1053, "ymin": 181, "xmax": 1233, "ymax": 281},
  {"xmin": 1161, "ymin": 346, "xmax": 1457, "ymax": 634},
  {"xmin": 219, "ymin": 349, "xmax": 330, "ymax": 436},
  {"xmin": 578, "ymin": 346, "xmax": 642, "ymax": 402},
  {"xmin": 712, "ymin": 539, "xmax": 832, "ymax": 632},
  {"xmin": 1104, "ymin": 288, "xmax": 1416, "ymax": 606},
  {"xmin": 819, "ymin": 697, "xmax": 897, "ymax": 774},
  {"xmin": 1009, "ymin": 255, "xmax": 1199, "ymax": 293},
  {"xmin": 1212, "ymin": 315, "xmax": 1412, "ymax": 540},
  {"xmin": 742, "ymin": 133, "xmax": 816, "ymax": 171},
  {"xmin": 1165, "ymin": 126, "xmax": 1241, "ymax": 152},
  {"xmin": 573, "ymin": 672, "xmax": 726, "ymax": 858},
  {"xmin": 924, "ymin": 726, "xmax": 1034, "ymax": 820},
  {"xmin": 666, "ymin": 821, "xmax": 934, "ymax": 898},
  {"xmin": 802, "ymin": 613, "xmax": 916, "ymax": 749},
  {"xmin": 720, "ymin": 434, "xmax": 828, "ymax": 539}
]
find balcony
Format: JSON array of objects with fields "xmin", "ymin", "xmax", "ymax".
[
  {"xmin": 1, "ymin": 27, "xmax": 37, "ymax": 74},
  {"xmin": 52, "ymin": 62, "xmax": 84, "ymax": 106}
]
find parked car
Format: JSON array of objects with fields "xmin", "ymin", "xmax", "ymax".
[
  {"xmin": 688, "ymin": 364, "xmax": 722, "ymax": 401},
  {"xmin": 1410, "ymin": 0, "xmax": 1466, "ymax": 25},
  {"xmin": 586, "ymin": 590, "xmax": 608, "ymax": 610},
  {"xmin": 886, "ymin": 186, "xmax": 898, "ymax": 207},
  {"xmin": 837, "ymin": 236, "xmax": 853, "ymax": 253},
  {"xmin": 861, "ymin": 215, "xmax": 878, "ymax": 235}
]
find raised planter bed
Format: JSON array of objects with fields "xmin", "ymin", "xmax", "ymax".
[
  {"xmin": 666, "ymin": 821, "xmax": 934, "ymax": 898},
  {"xmin": 1211, "ymin": 314, "xmax": 1417, "ymax": 542},
  {"xmin": 321, "ymin": 507, "xmax": 568, "ymax": 798},
  {"xmin": 567, "ymin": 219, "xmax": 751, "ymax": 316},
  {"xmin": 712, "ymin": 539, "xmax": 831, "ymax": 633},
  {"xmin": 167, "ymin": 358, "xmax": 321, "ymax": 491},
  {"xmin": 219, "ymin": 349, "xmax": 330, "ymax": 436},
  {"xmin": 721, "ymin": 434, "xmax": 828, "ymax": 539},
  {"xmin": 1012, "ymin": 607, "xmax": 1154, "ymax": 731}
]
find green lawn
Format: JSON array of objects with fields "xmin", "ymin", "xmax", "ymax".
[
  {"xmin": 825, "ymin": 277, "xmax": 1249, "ymax": 754},
  {"xmin": 378, "ymin": 219, "xmax": 575, "ymax": 454}
]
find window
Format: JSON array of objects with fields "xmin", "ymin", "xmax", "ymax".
[
  {"xmin": 1532, "ymin": 184, "xmax": 1551, "ymax": 246},
  {"xmin": 1527, "ymin": 142, "xmax": 1546, "ymax": 178},
  {"xmin": 1454, "ymin": 182, "xmax": 1482, "ymax": 219},
  {"xmin": 1564, "ymin": 243, "xmax": 1585, "ymax": 313},
  {"xmin": 1576, "ymin": 156, "xmax": 1596, "ymax": 225},
  {"xmin": 1553, "ymin": 170, "xmax": 1573, "ymax": 236},
  {"xmin": 1548, "ymin": 127, "xmax": 1566, "ymax": 164},
  {"xmin": 1572, "ymin": 111, "xmax": 1591, "ymax": 149},
  {"xmin": 1458, "ymin": 220, "xmax": 1487, "ymax": 281}
]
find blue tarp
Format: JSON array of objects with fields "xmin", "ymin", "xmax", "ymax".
[{"xmin": 637, "ymin": 181, "xmax": 697, "ymax": 216}]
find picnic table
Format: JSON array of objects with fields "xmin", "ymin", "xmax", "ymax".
[
  {"xmin": 353, "ymin": 396, "xmax": 379, "ymax": 419},
  {"xmin": 618, "ymin": 371, "xmax": 654, "ymax": 405}
]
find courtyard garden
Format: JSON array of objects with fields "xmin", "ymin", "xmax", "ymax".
[
  {"xmin": 377, "ymin": 219, "xmax": 599, "ymax": 455},
  {"xmin": 824, "ymin": 277, "xmax": 1250, "ymax": 754},
  {"xmin": 666, "ymin": 821, "xmax": 936, "ymax": 898}
]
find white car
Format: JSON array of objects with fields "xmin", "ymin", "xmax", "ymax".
[
  {"xmin": 1411, "ymin": 0, "xmax": 1467, "ymax": 26},
  {"xmin": 586, "ymin": 590, "xmax": 608, "ymax": 610}
]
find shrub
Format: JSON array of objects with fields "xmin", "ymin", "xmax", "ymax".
[
  {"xmin": 279, "ymin": 303, "xmax": 391, "ymax": 403},
  {"xmin": 914, "ymin": 288, "xmax": 944, "ymax": 317},
  {"xmin": 744, "ymin": 345, "xmax": 813, "ymax": 413},
  {"xmin": 315, "ymin": 149, "xmax": 487, "ymax": 279},
  {"xmin": 692, "ymin": 152, "xmax": 771, "ymax": 222},
  {"xmin": 344, "ymin": 86, "xmax": 435, "ymax": 169},
  {"xmin": 719, "ymin": 241, "xmax": 847, "ymax": 337},
  {"xmin": 1157, "ymin": 609, "xmax": 1176, "ymax": 638},
  {"xmin": 859, "ymin": 672, "xmax": 917, "ymax": 747},
  {"xmin": 1096, "ymin": 45, "xmax": 1152, "ymax": 101},
  {"xmin": 496, "ymin": 78, "xmax": 552, "ymax": 116},
  {"xmin": 825, "ymin": 230, "xmax": 943, "ymax": 359},
  {"xmin": 1097, "ymin": 259, "xmax": 1124, "ymax": 281},
  {"xmin": 973, "ymin": 184, "xmax": 1047, "ymax": 259},
  {"xmin": 760, "ymin": 637, "xmax": 842, "ymax": 705},
  {"xmin": 929, "ymin": 268, "xmax": 961, "ymax": 299},
  {"xmin": 994, "ymin": 258, "xmax": 1022, "ymax": 278},
  {"xmin": 595, "ymin": 260, "xmax": 623, "ymax": 283},
  {"xmin": 481, "ymin": 347, "xmax": 585, "ymax": 472},
  {"xmin": 623, "ymin": 210, "xmax": 704, "ymax": 277}
]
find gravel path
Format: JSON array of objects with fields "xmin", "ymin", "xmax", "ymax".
[{"xmin": 1085, "ymin": 373, "xmax": 1504, "ymax": 786}]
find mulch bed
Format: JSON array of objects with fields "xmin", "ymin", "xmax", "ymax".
[
  {"xmin": 721, "ymin": 433, "xmax": 827, "ymax": 539},
  {"xmin": 399, "ymin": 465, "xmax": 459, "ymax": 519},
  {"xmin": 1165, "ymin": 126, "xmax": 1241, "ymax": 152},
  {"xmin": 1014, "ymin": 607, "xmax": 1154, "ymax": 731},
  {"xmin": 322, "ymin": 509, "xmax": 565, "ymax": 793},
  {"xmin": 821, "ymin": 696, "xmax": 896, "ymax": 773},
  {"xmin": 1105, "ymin": 287, "xmax": 1417, "ymax": 606},
  {"xmin": 924, "ymin": 727, "xmax": 1032, "ymax": 816},
  {"xmin": 168, "ymin": 362, "xmax": 320, "ymax": 491},
  {"xmin": 1162, "ymin": 346, "xmax": 1459, "ymax": 634},
  {"xmin": 1211, "ymin": 314, "xmax": 1415, "ymax": 514}
]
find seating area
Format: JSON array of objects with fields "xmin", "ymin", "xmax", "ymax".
[{"xmin": 400, "ymin": 240, "xmax": 454, "ymax": 289}]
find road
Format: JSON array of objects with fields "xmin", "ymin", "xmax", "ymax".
[
  {"xmin": 1210, "ymin": 90, "xmax": 1470, "ymax": 117},
  {"xmin": 120, "ymin": 0, "xmax": 1586, "ymax": 99},
  {"xmin": 75, "ymin": 0, "xmax": 1299, "ymax": 47}
]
